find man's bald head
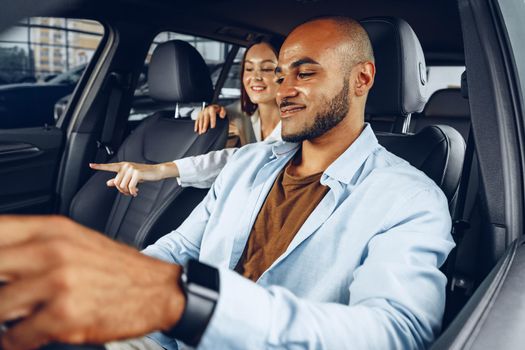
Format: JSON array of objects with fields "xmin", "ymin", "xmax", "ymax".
[
  {"xmin": 285, "ymin": 16, "xmax": 374, "ymax": 76},
  {"xmin": 321, "ymin": 16, "xmax": 374, "ymax": 64}
]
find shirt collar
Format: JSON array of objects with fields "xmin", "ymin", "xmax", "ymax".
[
  {"xmin": 270, "ymin": 140, "xmax": 300, "ymax": 158},
  {"xmin": 266, "ymin": 122, "xmax": 282, "ymax": 142},
  {"xmin": 270, "ymin": 124, "xmax": 380, "ymax": 184},
  {"xmin": 323, "ymin": 123, "xmax": 380, "ymax": 185}
]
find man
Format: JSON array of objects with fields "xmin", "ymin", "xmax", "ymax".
[{"xmin": 0, "ymin": 17, "xmax": 454, "ymax": 350}]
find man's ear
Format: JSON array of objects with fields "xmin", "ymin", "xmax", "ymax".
[{"xmin": 354, "ymin": 62, "xmax": 375, "ymax": 97}]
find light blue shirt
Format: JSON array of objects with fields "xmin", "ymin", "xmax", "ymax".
[{"xmin": 143, "ymin": 124, "xmax": 455, "ymax": 350}]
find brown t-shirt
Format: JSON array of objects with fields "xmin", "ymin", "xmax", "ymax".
[{"xmin": 235, "ymin": 160, "xmax": 329, "ymax": 282}]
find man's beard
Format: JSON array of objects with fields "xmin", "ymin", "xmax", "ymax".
[{"xmin": 282, "ymin": 79, "xmax": 350, "ymax": 143}]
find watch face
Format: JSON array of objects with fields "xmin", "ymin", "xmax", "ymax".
[{"xmin": 187, "ymin": 260, "xmax": 220, "ymax": 291}]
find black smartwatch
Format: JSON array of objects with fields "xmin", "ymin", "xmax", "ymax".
[{"xmin": 163, "ymin": 259, "xmax": 220, "ymax": 347}]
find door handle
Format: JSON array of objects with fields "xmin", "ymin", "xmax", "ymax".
[{"xmin": 0, "ymin": 142, "xmax": 41, "ymax": 160}]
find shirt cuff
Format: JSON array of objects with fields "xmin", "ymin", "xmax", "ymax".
[
  {"xmin": 173, "ymin": 158, "xmax": 197, "ymax": 188},
  {"xmin": 198, "ymin": 268, "xmax": 272, "ymax": 349}
]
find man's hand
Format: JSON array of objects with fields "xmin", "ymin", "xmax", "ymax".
[
  {"xmin": 89, "ymin": 162, "xmax": 180, "ymax": 197},
  {"xmin": 194, "ymin": 104, "xmax": 227, "ymax": 135},
  {"xmin": 0, "ymin": 216, "xmax": 185, "ymax": 350}
]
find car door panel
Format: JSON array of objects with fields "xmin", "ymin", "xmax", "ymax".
[
  {"xmin": 0, "ymin": 126, "xmax": 64, "ymax": 214},
  {"xmin": 432, "ymin": 238, "xmax": 525, "ymax": 349}
]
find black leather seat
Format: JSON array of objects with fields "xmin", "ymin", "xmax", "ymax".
[
  {"xmin": 361, "ymin": 17, "xmax": 465, "ymax": 204},
  {"xmin": 69, "ymin": 40, "xmax": 228, "ymax": 249},
  {"xmin": 376, "ymin": 126, "xmax": 465, "ymax": 203},
  {"xmin": 413, "ymin": 88, "xmax": 471, "ymax": 140}
]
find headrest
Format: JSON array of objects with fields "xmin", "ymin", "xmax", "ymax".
[
  {"xmin": 461, "ymin": 70, "xmax": 468, "ymax": 98},
  {"xmin": 148, "ymin": 40, "xmax": 214, "ymax": 103},
  {"xmin": 361, "ymin": 17, "xmax": 429, "ymax": 116},
  {"xmin": 424, "ymin": 89, "xmax": 470, "ymax": 119}
]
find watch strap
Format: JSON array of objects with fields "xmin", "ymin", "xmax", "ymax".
[{"xmin": 163, "ymin": 260, "xmax": 220, "ymax": 347}]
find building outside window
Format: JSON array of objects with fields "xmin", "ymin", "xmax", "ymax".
[{"xmin": 0, "ymin": 17, "xmax": 103, "ymax": 83}]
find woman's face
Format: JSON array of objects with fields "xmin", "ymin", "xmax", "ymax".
[{"xmin": 242, "ymin": 43, "xmax": 279, "ymax": 105}]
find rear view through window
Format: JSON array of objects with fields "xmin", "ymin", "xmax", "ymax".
[
  {"xmin": 426, "ymin": 66, "xmax": 465, "ymax": 95},
  {"xmin": 0, "ymin": 17, "xmax": 104, "ymax": 128}
]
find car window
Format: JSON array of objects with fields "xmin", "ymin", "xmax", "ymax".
[
  {"xmin": 47, "ymin": 65, "xmax": 85, "ymax": 84},
  {"xmin": 129, "ymin": 32, "xmax": 241, "ymax": 122},
  {"xmin": 0, "ymin": 17, "xmax": 104, "ymax": 129},
  {"xmin": 495, "ymin": 0, "xmax": 525, "ymax": 105},
  {"xmin": 426, "ymin": 66, "xmax": 465, "ymax": 96}
]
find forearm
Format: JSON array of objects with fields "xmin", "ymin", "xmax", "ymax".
[
  {"xmin": 142, "ymin": 229, "xmax": 200, "ymax": 265},
  {"xmin": 198, "ymin": 269, "xmax": 433, "ymax": 350},
  {"xmin": 158, "ymin": 161, "xmax": 180, "ymax": 180},
  {"xmin": 146, "ymin": 260, "xmax": 186, "ymax": 334}
]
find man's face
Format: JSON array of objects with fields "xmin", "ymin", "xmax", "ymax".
[{"xmin": 275, "ymin": 22, "xmax": 352, "ymax": 142}]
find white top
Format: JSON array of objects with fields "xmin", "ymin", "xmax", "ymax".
[
  {"xmin": 174, "ymin": 101, "xmax": 281, "ymax": 189},
  {"xmin": 248, "ymin": 108, "xmax": 281, "ymax": 143}
]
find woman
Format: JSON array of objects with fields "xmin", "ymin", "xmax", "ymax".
[{"xmin": 90, "ymin": 38, "xmax": 283, "ymax": 195}]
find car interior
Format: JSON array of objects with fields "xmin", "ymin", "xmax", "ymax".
[{"xmin": 1, "ymin": 0, "xmax": 525, "ymax": 348}]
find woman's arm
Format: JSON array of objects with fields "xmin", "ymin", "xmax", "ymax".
[
  {"xmin": 173, "ymin": 148, "xmax": 239, "ymax": 189},
  {"xmin": 89, "ymin": 147, "xmax": 239, "ymax": 194}
]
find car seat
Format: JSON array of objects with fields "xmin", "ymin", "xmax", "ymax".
[
  {"xmin": 69, "ymin": 40, "xmax": 228, "ymax": 249},
  {"xmin": 361, "ymin": 17, "xmax": 465, "ymax": 205}
]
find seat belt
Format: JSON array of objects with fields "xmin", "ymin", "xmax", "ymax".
[
  {"xmin": 447, "ymin": 127, "xmax": 477, "ymax": 296},
  {"xmin": 447, "ymin": 69, "xmax": 477, "ymax": 296},
  {"xmin": 211, "ymin": 45, "xmax": 239, "ymax": 104},
  {"xmin": 95, "ymin": 72, "xmax": 126, "ymax": 163}
]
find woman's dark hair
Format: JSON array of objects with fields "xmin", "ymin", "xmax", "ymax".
[{"xmin": 240, "ymin": 36, "xmax": 284, "ymax": 116}]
